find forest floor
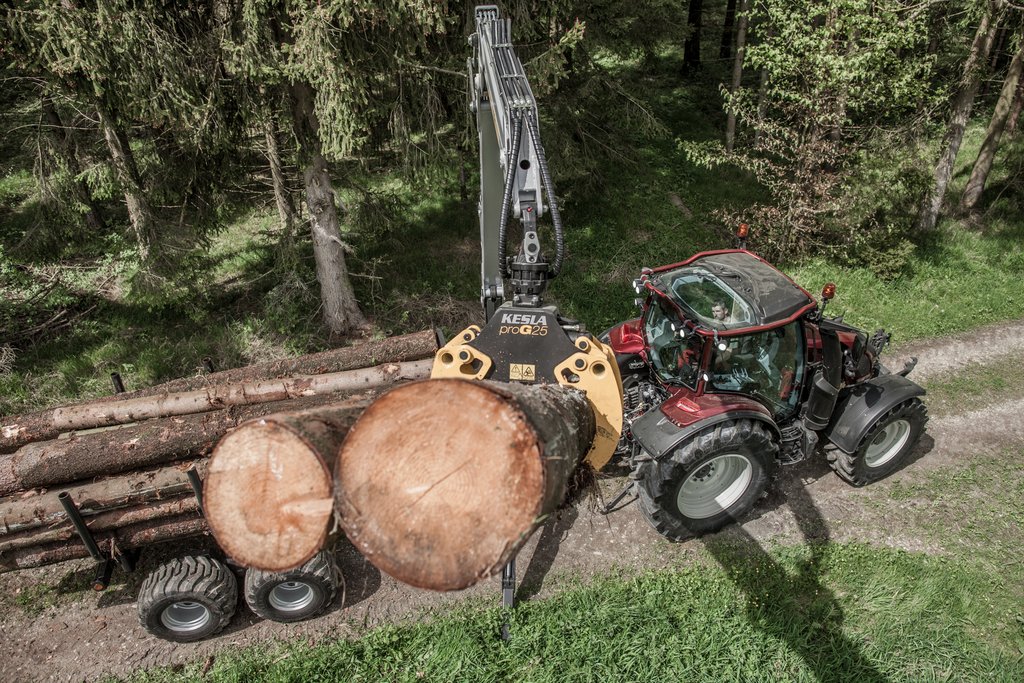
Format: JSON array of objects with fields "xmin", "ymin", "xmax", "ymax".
[{"xmin": 1, "ymin": 318, "xmax": 1023, "ymax": 682}]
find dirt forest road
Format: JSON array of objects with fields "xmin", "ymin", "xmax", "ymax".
[{"xmin": 2, "ymin": 319, "xmax": 1024, "ymax": 682}]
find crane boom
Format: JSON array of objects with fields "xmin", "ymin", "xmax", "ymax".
[{"xmin": 470, "ymin": 5, "xmax": 565, "ymax": 321}]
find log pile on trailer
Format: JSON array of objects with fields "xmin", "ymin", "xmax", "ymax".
[
  {"xmin": 0, "ymin": 330, "xmax": 438, "ymax": 578},
  {"xmin": 202, "ymin": 378, "xmax": 598, "ymax": 590}
]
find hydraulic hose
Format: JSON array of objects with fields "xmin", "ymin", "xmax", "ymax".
[
  {"xmin": 524, "ymin": 112, "xmax": 565, "ymax": 277},
  {"xmin": 497, "ymin": 113, "xmax": 523, "ymax": 278}
]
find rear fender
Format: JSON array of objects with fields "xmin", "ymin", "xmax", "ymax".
[
  {"xmin": 630, "ymin": 408, "xmax": 780, "ymax": 462},
  {"xmin": 825, "ymin": 374, "xmax": 926, "ymax": 454}
]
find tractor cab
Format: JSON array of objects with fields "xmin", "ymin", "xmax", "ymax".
[
  {"xmin": 602, "ymin": 247, "xmax": 927, "ymax": 542},
  {"xmin": 636, "ymin": 250, "xmax": 818, "ymax": 420}
]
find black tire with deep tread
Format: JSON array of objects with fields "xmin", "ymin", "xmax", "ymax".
[
  {"xmin": 826, "ymin": 398, "xmax": 928, "ymax": 486},
  {"xmin": 243, "ymin": 550, "xmax": 342, "ymax": 623},
  {"xmin": 137, "ymin": 555, "xmax": 237, "ymax": 643},
  {"xmin": 637, "ymin": 419, "xmax": 777, "ymax": 540}
]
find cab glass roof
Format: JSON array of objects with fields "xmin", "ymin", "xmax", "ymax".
[{"xmin": 653, "ymin": 251, "xmax": 815, "ymax": 329}]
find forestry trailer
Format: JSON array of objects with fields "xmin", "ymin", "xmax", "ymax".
[{"xmin": 446, "ymin": 4, "xmax": 929, "ymax": 557}]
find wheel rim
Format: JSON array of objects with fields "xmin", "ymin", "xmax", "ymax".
[
  {"xmin": 268, "ymin": 581, "xmax": 316, "ymax": 613},
  {"xmin": 864, "ymin": 419, "xmax": 911, "ymax": 468},
  {"xmin": 160, "ymin": 600, "xmax": 212, "ymax": 634},
  {"xmin": 677, "ymin": 453, "xmax": 753, "ymax": 520}
]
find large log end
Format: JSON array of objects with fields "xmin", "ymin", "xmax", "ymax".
[
  {"xmin": 336, "ymin": 379, "xmax": 587, "ymax": 591},
  {"xmin": 205, "ymin": 420, "xmax": 334, "ymax": 572}
]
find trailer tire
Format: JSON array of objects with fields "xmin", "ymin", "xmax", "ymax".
[
  {"xmin": 827, "ymin": 398, "xmax": 927, "ymax": 486},
  {"xmin": 638, "ymin": 419, "xmax": 776, "ymax": 540},
  {"xmin": 137, "ymin": 555, "xmax": 237, "ymax": 643},
  {"xmin": 244, "ymin": 550, "xmax": 342, "ymax": 623}
]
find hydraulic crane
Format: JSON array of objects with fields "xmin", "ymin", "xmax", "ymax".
[{"xmin": 430, "ymin": 6, "xmax": 623, "ymax": 619}]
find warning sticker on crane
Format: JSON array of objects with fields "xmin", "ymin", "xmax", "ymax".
[{"xmin": 509, "ymin": 363, "xmax": 536, "ymax": 381}]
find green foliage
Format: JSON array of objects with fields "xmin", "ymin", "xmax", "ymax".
[{"xmin": 685, "ymin": 0, "xmax": 935, "ymax": 270}]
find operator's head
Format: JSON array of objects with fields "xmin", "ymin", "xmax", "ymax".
[{"xmin": 711, "ymin": 301, "xmax": 730, "ymax": 321}]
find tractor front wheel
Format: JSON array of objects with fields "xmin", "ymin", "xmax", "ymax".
[
  {"xmin": 827, "ymin": 398, "xmax": 927, "ymax": 486},
  {"xmin": 638, "ymin": 419, "xmax": 776, "ymax": 540}
]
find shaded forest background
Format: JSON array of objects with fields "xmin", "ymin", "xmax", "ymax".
[{"xmin": 2, "ymin": 0, "xmax": 1023, "ymax": 413}]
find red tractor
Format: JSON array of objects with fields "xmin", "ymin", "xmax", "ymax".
[{"xmin": 601, "ymin": 246, "xmax": 928, "ymax": 540}]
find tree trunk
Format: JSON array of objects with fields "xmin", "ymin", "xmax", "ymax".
[
  {"xmin": 725, "ymin": 0, "xmax": 751, "ymax": 152},
  {"xmin": 0, "ymin": 358, "xmax": 431, "ymax": 452},
  {"xmin": 0, "ymin": 514, "xmax": 208, "ymax": 574},
  {"xmin": 959, "ymin": 35, "xmax": 1024, "ymax": 212},
  {"xmin": 0, "ymin": 389, "xmax": 373, "ymax": 496},
  {"xmin": 0, "ymin": 495, "xmax": 199, "ymax": 553},
  {"xmin": 720, "ymin": 0, "xmax": 738, "ymax": 60},
  {"xmin": 40, "ymin": 95, "xmax": 106, "ymax": 233},
  {"xmin": 204, "ymin": 397, "xmax": 372, "ymax": 571},
  {"xmin": 263, "ymin": 111, "xmax": 296, "ymax": 235},
  {"xmin": 334, "ymin": 379, "xmax": 595, "ymax": 591},
  {"xmin": 1005, "ymin": 75, "xmax": 1024, "ymax": 135},
  {"xmin": 917, "ymin": 1, "xmax": 1004, "ymax": 232},
  {"xmin": 289, "ymin": 80, "xmax": 367, "ymax": 337},
  {"xmin": 94, "ymin": 94, "xmax": 154, "ymax": 258},
  {"xmin": 683, "ymin": 0, "xmax": 705, "ymax": 75},
  {"xmin": 0, "ymin": 459, "xmax": 206, "ymax": 535},
  {"xmin": 753, "ymin": 24, "xmax": 775, "ymax": 148},
  {"xmin": 93, "ymin": 328, "xmax": 436, "ymax": 405}
]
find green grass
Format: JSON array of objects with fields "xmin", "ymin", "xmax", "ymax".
[
  {"xmin": 881, "ymin": 447, "xmax": 1024, "ymax": 580},
  {"xmin": 121, "ymin": 543, "xmax": 1024, "ymax": 683}
]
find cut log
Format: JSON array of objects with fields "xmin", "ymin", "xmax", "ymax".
[
  {"xmin": 203, "ymin": 395, "xmax": 372, "ymax": 571},
  {"xmin": 0, "ymin": 513, "xmax": 208, "ymax": 574},
  {"xmin": 1, "ymin": 358, "xmax": 432, "ymax": 453},
  {"xmin": 335, "ymin": 379, "xmax": 595, "ymax": 591},
  {"xmin": 0, "ymin": 389, "xmax": 375, "ymax": 496},
  {"xmin": 0, "ymin": 460, "xmax": 205, "ymax": 535},
  {"xmin": 91, "ymin": 330, "xmax": 436, "ymax": 403},
  {"xmin": 0, "ymin": 495, "xmax": 199, "ymax": 553}
]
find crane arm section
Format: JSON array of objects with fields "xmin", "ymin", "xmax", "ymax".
[{"xmin": 470, "ymin": 5, "xmax": 565, "ymax": 320}]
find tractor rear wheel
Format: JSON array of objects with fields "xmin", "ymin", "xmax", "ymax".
[
  {"xmin": 827, "ymin": 398, "xmax": 927, "ymax": 486},
  {"xmin": 638, "ymin": 419, "xmax": 776, "ymax": 540},
  {"xmin": 137, "ymin": 555, "xmax": 237, "ymax": 643},
  {"xmin": 243, "ymin": 550, "xmax": 342, "ymax": 623}
]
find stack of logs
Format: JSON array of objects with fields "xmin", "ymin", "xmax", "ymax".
[
  {"xmin": 0, "ymin": 331, "xmax": 439, "ymax": 573},
  {"xmin": 203, "ymin": 378, "xmax": 597, "ymax": 591}
]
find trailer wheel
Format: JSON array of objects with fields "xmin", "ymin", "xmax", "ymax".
[
  {"xmin": 137, "ymin": 556, "xmax": 237, "ymax": 643},
  {"xmin": 243, "ymin": 550, "xmax": 342, "ymax": 623},
  {"xmin": 638, "ymin": 419, "xmax": 776, "ymax": 540},
  {"xmin": 827, "ymin": 398, "xmax": 927, "ymax": 486}
]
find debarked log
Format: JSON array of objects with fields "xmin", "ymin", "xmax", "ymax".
[
  {"xmin": 203, "ymin": 394, "xmax": 374, "ymax": 572},
  {"xmin": 1, "ymin": 358, "xmax": 432, "ymax": 453},
  {"xmin": 0, "ymin": 389, "xmax": 374, "ymax": 497},
  {"xmin": 0, "ymin": 513, "xmax": 208, "ymax": 573},
  {"xmin": 0, "ymin": 495, "xmax": 200, "ymax": 553},
  {"xmin": 334, "ymin": 379, "xmax": 595, "ymax": 591},
  {"xmin": 102, "ymin": 328, "xmax": 439, "ymax": 399},
  {"xmin": 0, "ymin": 460, "xmax": 206, "ymax": 535}
]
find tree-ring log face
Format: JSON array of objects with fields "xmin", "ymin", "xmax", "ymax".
[
  {"xmin": 336, "ymin": 380, "xmax": 544, "ymax": 591},
  {"xmin": 205, "ymin": 422, "xmax": 332, "ymax": 571}
]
